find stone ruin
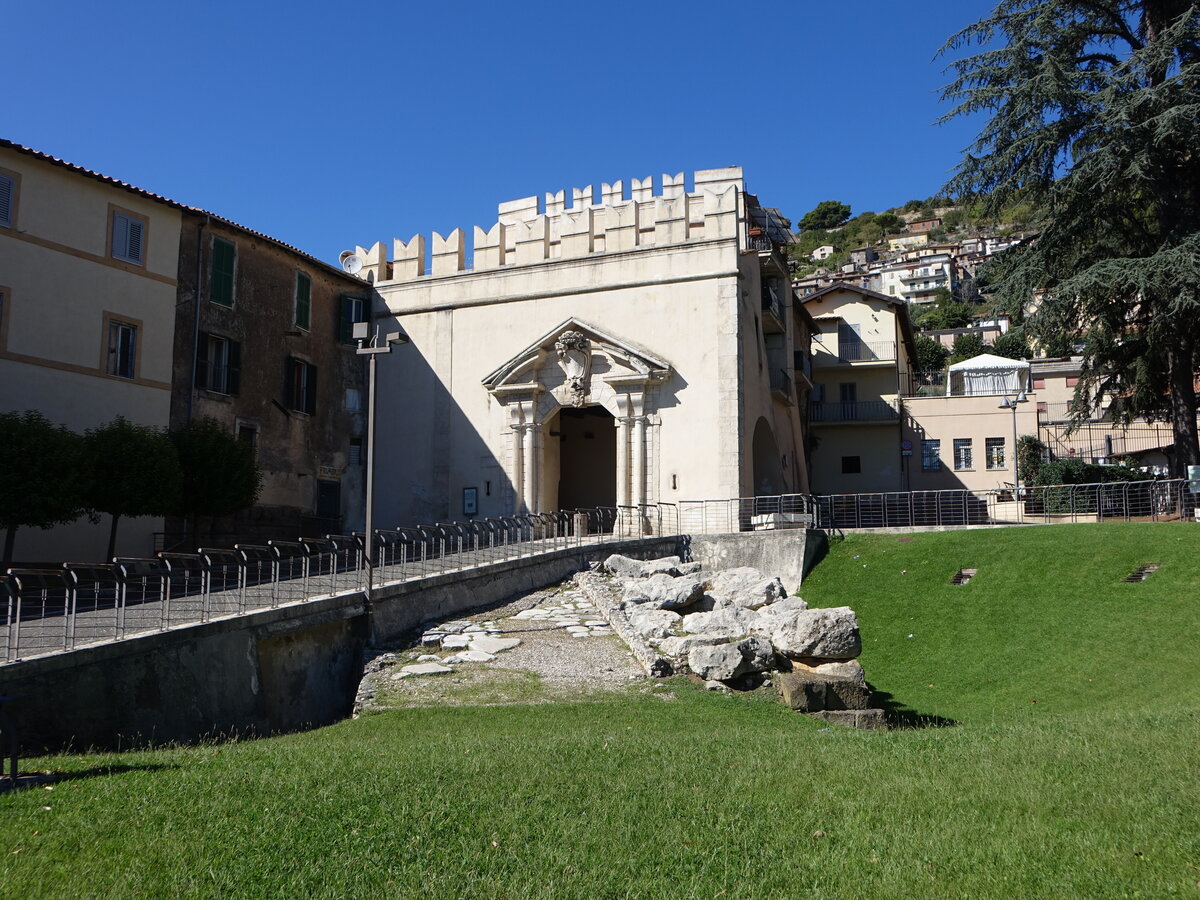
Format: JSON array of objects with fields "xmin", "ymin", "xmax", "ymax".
[{"xmin": 574, "ymin": 554, "xmax": 887, "ymax": 730}]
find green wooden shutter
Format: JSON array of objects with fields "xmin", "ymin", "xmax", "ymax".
[
  {"xmin": 228, "ymin": 340, "xmax": 241, "ymax": 396},
  {"xmin": 0, "ymin": 174, "xmax": 12, "ymax": 227},
  {"xmin": 304, "ymin": 363, "xmax": 318, "ymax": 415},
  {"xmin": 338, "ymin": 295, "xmax": 352, "ymax": 343},
  {"xmin": 295, "ymin": 273, "xmax": 312, "ymax": 330},
  {"xmin": 210, "ymin": 238, "xmax": 236, "ymax": 307}
]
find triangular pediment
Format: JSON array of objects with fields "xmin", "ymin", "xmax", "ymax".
[{"xmin": 481, "ymin": 317, "xmax": 671, "ymax": 389}]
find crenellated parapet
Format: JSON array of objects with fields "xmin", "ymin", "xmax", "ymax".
[{"xmin": 352, "ymin": 167, "xmax": 745, "ymax": 283}]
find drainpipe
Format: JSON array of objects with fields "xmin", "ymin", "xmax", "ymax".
[{"xmin": 185, "ymin": 214, "xmax": 210, "ymax": 425}]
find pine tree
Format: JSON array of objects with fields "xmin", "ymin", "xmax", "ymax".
[{"xmin": 940, "ymin": 1, "xmax": 1200, "ymax": 474}]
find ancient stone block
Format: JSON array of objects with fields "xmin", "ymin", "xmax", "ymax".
[
  {"xmin": 806, "ymin": 709, "xmax": 888, "ymax": 731},
  {"xmin": 771, "ymin": 607, "xmax": 861, "ymax": 660},
  {"xmin": 775, "ymin": 670, "xmax": 872, "ymax": 712}
]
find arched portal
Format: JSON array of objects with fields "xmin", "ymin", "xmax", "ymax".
[
  {"xmin": 549, "ymin": 406, "xmax": 617, "ymax": 510},
  {"xmin": 482, "ymin": 318, "xmax": 672, "ymax": 514},
  {"xmin": 752, "ymin": 417, "xmax": 784, "ymax": 496}
]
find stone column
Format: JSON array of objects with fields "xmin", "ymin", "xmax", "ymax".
[
  {"xmin": 511, "ymin": 425, "xmax": 525, "ymax": 514},
  {"xmin": 632, "ymin": 416, "xmax": 647, "ymax": 508},
  {"xmin": 523, "ymin": 422, "xmax": 539, "ymax": 514},
  {"xmin": 615, "ymin": 417, "xmax": 630, "ymax": 509}
]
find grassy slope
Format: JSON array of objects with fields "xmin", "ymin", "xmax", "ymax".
[{"xmin": 2, "ymin": 523, "xmax": 1198, "ymax": 899}]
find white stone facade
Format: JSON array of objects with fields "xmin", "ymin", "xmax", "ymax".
[{"xmin": 354, "ymin": 168, "xmax": 812, "ymax": 526}]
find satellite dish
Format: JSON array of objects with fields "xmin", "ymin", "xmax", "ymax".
[{"xmin": 340, "ymin": 252, "xmax": 364, "ymax": 275}]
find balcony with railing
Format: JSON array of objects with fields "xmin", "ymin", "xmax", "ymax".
[
  {"xmin": 761, "ymin": 279, "xmax": 785, "ymax": 333},
  {"xmin": 812, "ymin": 339, "xmax": 896, "ymax": 366},
  {"xmin": 901, "ymin": 370, "xmax": 949, "ymax": 397},
  {"xmin": 809, "ymin": 400, "xmax": 900, "ymax": 423},
  {"xmin": 771, "ymin": 368, "xmax": 795, "ymax": 406},
  {"xmin": 899, "ymin": 266, "xmax": 947, "ymax": 283}
]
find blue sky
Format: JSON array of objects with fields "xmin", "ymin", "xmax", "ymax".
[{"xmin": 8, "ymin": 0, "xmax": 999, "ymax": 266}]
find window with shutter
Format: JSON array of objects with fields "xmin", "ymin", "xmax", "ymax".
[
  {"xmin": 111, "ymin": 210, "xmax": 146, "ymax": 265},
  {"xmin": 107, "ymin": 320, "xmax": 138, "ymax": 378},
  {"xmin": 210, "ymin": 238, "xmax": 236, "ymax": 307},
  {"xmin": 339, "ymin": 295, "xmax": 367, "ymax": 343},
  {"xmin": 198, "ymin": 333, "xmax": 240, "ymax": 395},
  {"xmin": 294, "ymin": 272, "xmax": 312, "ymax": 330},
  {"xmin": 285, "ymin": 357, "xmax": 316, "ymax": 414},
  {"xmin": 0, "ymin": 173, "xmax": 12, "ymax": 227}
]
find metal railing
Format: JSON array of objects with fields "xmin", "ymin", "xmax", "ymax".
[
  {"xmin": 3, "ymin": 481, "xmax": 1194, "ymax": 664},
  {"xmin": 831, "ymin": 340, "xmax": 895, "ymax": 363},
  {"xmin": 814, "ymin": 478, "xmax": 1195, "ymax": 529},
  {"xmin": 771, "ymin": 368, "xmax": 795, "ymax": 405},
  {"xmin": 809, "ymin": 400, "xmax": 900, "ymax": 422}
]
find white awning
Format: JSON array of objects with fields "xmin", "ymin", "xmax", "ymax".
[{"xmin": 946, "ymin": 353, "xmax": 1030, "ymax": 396}]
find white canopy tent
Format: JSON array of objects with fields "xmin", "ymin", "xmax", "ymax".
[{"xmin": 947, "ymin": 353, "xmax": 1030, "ymax": 396}]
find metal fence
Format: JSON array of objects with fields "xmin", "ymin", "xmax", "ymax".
[
  {"xmin": 814, "ymin": 478, "xmax": 1196, "ymax": 529},
  {"xmin": 2, "ymin": 481, "xmax": 1195, "ymax": 664}
]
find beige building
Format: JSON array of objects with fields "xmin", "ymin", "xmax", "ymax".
[
  {"xmin": 803, "ymin": 284, "xmax": 917, "ymax": 493},
  {"xmin": 349, "ymin": 168, "xmax": 812, "ymax": 527},
  {"xmin": 903, "ymin": 354, "xmax": 1038, "ymax": 492},
  {"xmin": 0, "ymin": 140, "xmax": 184, "ymax": 560}
]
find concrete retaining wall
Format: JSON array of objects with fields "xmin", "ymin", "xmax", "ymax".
[
  {"xmin": 0, "ymin": 531, "xmax": 821, "ymax": 751},
  {"xmin": 685, "ymin": 529, "xmax": 825, "ymax": 591}
]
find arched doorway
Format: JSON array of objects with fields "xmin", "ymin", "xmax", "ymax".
[
  {"xmin": 752, "ymin": 417, "xmax": 783, "ymax": 496},
  {"xmin": 552, "ymin": 405, "xmax": 617, "ymax": 510}
]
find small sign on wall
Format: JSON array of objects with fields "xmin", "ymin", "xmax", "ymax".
[{"xmin": 463, "ymin": 487, "xmax": 478, "ymax": 516}]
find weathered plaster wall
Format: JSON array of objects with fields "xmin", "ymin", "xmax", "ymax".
[{"xmin": 171, "ymin": 216, "xmax": 371, "ymax": 542}]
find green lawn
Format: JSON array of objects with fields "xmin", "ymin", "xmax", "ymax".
[{"xmin": 3, "ymin": 523, "xmax": 1199, "ymax": 898}]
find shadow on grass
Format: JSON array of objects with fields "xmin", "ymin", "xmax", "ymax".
[
  {"xmin": 1, "ymin": 762, "xmax": 179, "ymax": 793},
  {"xmin": 870, "ymin": 686, "xmax": 959, "ymax": 729}
]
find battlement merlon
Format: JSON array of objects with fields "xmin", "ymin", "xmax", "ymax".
[
  {"xmin": 498, "ymin": 167, "xmax": 742, "ymax": 220},
  {"xmin": 355, "ymin": 167, "xmax": 749, "ymax": 284}
]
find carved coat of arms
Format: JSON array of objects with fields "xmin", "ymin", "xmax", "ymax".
[{"xmin": 555, "ymin": 330, "xmax": 591, "ymax": 407}]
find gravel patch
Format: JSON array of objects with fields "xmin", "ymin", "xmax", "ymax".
[{"xmin": 355, "ymin": 582, "xmax": 655, "ymax": 711}]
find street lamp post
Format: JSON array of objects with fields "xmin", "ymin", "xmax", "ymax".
[
  {"xmin": 355, "ymin": 322, "xmax": 408, "ymax": 602},
  {"xmin": 999, "ymin": 391, "xmax": 1029, "ymax": 516}
]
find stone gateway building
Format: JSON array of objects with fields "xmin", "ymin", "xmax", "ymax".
[{"xmin": 351, "ymin": 167, "xmax": 814, "ymax": 527}]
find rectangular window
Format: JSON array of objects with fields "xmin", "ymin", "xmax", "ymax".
[
  {"xmin": 953, "ymin": 438, "xmax": 973, "ymax": 471},
  {"xmin": 107, "ymin": 320, "xmax": 137, "ymax": 378},
  {"xmin": 922, "ymin": 439, "xmax": 941, "ymax": 471},
  {"xmin": 1066, "ymin": 376, "xmax": 1079, "ymax": 388},
  {"xmin": 338, "ymin": 294, "xmax": 369, "ymax": 343},
  {"xmin": 349, "ymin": 438, "xmax": 363, "ymax": 466},
  {"xmin": 237, "ymin": 422, "xmax": 258, "ymax": 453},
  {"xmin": 111, "ymin": 210, "xmax": 146, "ymax": 265},
  {"xmin": 841, "ymin": 455, "xmax": 861, "ymax": 474},
  {"xmin": 210, "ymin": 237, "xmax": 237, "ymax": 307},
  {"xmin": 197, "ymin": 332, "xmax": 241, "ymax": 395},
  {"xmin": 986, "ymin": 437, "xmax": 1006, "ymax": 470},
  {"xmin": 285, "ymin": 356, "xmax": 317, "ymax": 414},
  {"xmin": 1032, "ymin": 377, "xmax": 1046, "ymax": 389},
  {"xmin": 345, "ymin": 388, "xmax": 361, "ymax": 411},
  {"xmin": 0, "ymin": 173, "xmax": 13, "ymax": 228},
  {"xmin": 294, "ymin": 272, "xmax": 312, "ymax": 330}
]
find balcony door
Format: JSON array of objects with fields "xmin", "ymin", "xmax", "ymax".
[{"xmin": 840, "ymin": 382, "xmax": 857, "ymax": 420}]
